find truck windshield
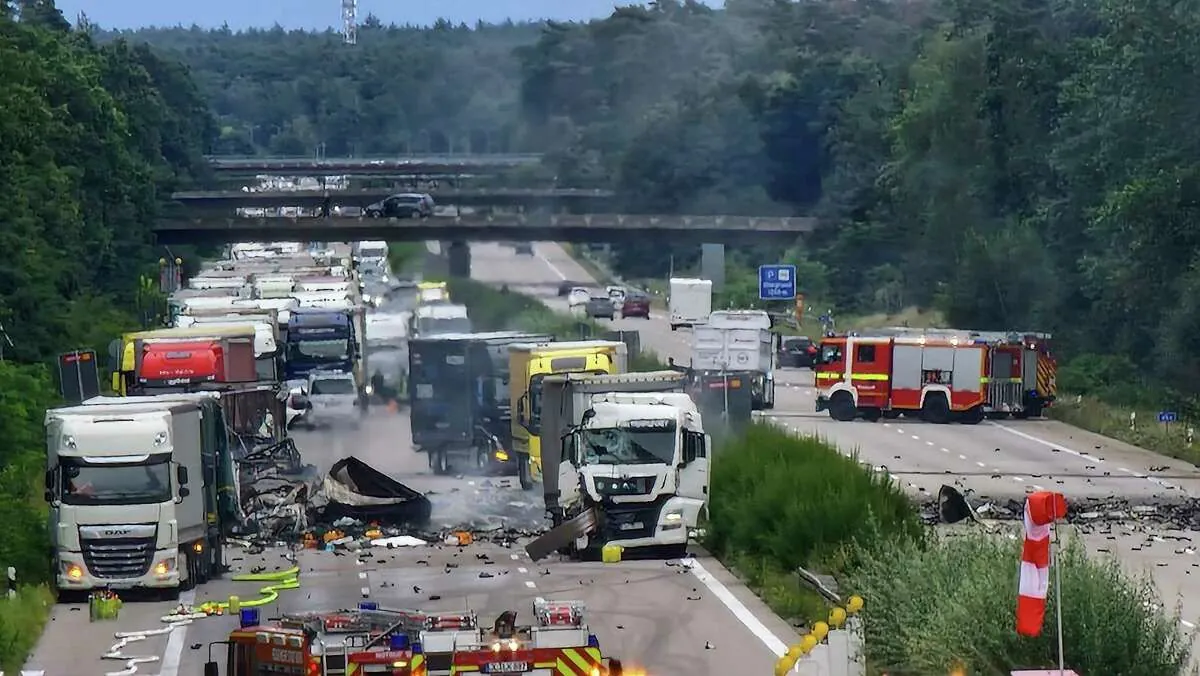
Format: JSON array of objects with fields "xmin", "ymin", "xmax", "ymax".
[
  {"xmin": 311, "ymin": 378, "xmax": 356, "ymax": 395},
  {"xmin": 581, "ymin": 429, "xmax": 676, "ymax": 465},
  {"xmin": 61, "ymin": 458, "xmax": 172, "ymax": 505},
  {"xmin": 290, "ymin": 338, "xmax": 349, "ymax": 360}
]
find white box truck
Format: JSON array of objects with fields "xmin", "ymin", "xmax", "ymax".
[
  {"xmin": 45, "ymin": 400, "xmax": 226, "ymax": 598},
  {"xmin": 690, "ymin": 309, "xmax": 777, "ymax": 410},
  {"xmin": 668, "ymin": 278, "xmax": 712, "ymax": 331}
]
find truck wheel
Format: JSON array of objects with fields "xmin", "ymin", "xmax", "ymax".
[
  {"xmin": 829, "ymin": 393, "xmax": 856, "ymax": 422},
  {"xmin": 211, "ymin": 538, "xmax": 225, "ymax": 579},
  {"xmin": 180, "ymin": 551, "xmax": 196, "ymax": 592},
  {"xmin": 921, "ymin": 393, "xmax": 951, "ymax": 424},
  {"xmin": 959, "ymin": 406, "xmax": 985, "ymax": 425},
  {"xmin": 432, "ymin": 451, "xmax": 450, "ymax": 475},
  {"xmin": 670, "ymin": 325, "xmax": 677, "ymax": 331},
  {"xmin": 861, "ymin": 408, "xmax": 882, "ymax": 422},
  {"xmin": 518, "ymin": 456, "xmax": 533, "ymax": 491}
]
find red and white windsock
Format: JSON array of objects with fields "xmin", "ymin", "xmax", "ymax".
[{"xmin": 1017, "ymin": 490, "xmax": 1068, "ymax": 637}]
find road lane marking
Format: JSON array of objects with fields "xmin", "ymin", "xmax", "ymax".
[
  {"xmin": 536, "ymin": 250, "xmax": 568, "ymax": 280},
  {"xmin": 517, "ymin": 567, "xmax": 528, "ymax": 574},
  {"xmin": 158, "ymin": 588, "xmax": 196, "ymax": 676},
  {"xmin": 986, "ymin": 422, "xmax": 1186, "ymax": 492},
  {"xmin": 684, "ymin": 558, "xmax": 787, "ymax": 656},
  {"xmin": 524, "ymin": 580, "xmax": 537, "ymax": 589}
]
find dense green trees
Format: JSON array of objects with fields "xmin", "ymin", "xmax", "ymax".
[
  {"xmin": 0, "ymin": 3, "xmax": 214, "ymax": 603},
  {"xmin": 107, "ymin": 0, "xmax": 1200, "ymax": 404}
]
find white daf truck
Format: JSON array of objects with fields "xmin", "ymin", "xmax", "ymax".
[
  {"xmin": 527, "ymin": 372, "xmax": 708, "ymax": 560},
  {"xmin": 45, "ymin": 399, "xmax": 224, "ymax": 598}
]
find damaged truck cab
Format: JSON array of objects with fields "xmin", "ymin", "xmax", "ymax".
[{"xmin": 527, "ymin": 372, "xmax": 709, "ymax": 561}]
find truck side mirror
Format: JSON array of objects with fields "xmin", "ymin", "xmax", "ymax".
[
  {"xmin": 562, "ymin": 433, "xmax": 578, "ymax": 466},
  {"xmin": 204, "ymin": 660, "xmax": 220, "ymax": 676},
  {"xmin": 517, "ymin": 394, "xmax": 529, "ymax": 426},
  {"xmin": 177, "ymin": 466, "xmax": 189, "ymax": 486},
  {"xmin": 178, "ymin": 487, "xmax": 190, "ymax": 500},
  {"xmin": 44, "ymin": 470, "xmax": 54, "ymax": 491}
]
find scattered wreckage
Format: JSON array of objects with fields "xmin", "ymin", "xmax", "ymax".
[{"xmin": 236, "ymin": 442, "xmax": 431, "ymax": 539}]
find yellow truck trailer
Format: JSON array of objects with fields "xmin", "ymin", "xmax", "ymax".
[{"xmin": 509, "ymin": 340, "xmax": 628, "ymax": 489}]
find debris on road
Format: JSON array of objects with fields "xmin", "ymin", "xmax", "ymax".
[{"xmin": 315, "ymin": 456, "xmax": 433, "ymax": 526}]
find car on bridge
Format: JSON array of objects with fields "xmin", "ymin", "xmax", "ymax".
[{"xmin": 364, "ymin": 192, "xmax": 434, "ymax": 218}]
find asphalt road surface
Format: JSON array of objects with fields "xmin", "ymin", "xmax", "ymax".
[
  {"xmin": 26, "ymin": 243, "xmax": 799, "ymax": 676},
  {"xmin": 479, "ymin": 241, "xmax": 1200, "ymax": 650}
]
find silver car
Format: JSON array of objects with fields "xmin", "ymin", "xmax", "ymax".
[{"xmin": 303, "ymin": 371, "xmax": 361, "ymax": 428}]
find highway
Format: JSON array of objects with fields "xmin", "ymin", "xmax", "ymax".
[
  {"xmin": 24, "ymin": 244, "xmax": 800, "ymax": 676},
  {"xmin": 479, "ymin": 241, "xmax": 1200, "ymax": 648}
]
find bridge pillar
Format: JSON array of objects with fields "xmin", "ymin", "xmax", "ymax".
[
  {"xmin": 447, "ymin": 241, "xmax": 471, "ymax": 278},
  {"xmin": 700, "ymin": 243, "xmax": 725, "ymax": 291}
]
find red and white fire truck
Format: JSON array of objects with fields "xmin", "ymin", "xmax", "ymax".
[
  {"xmin": 813, "ymin": 328, "xmax": 1056, "ymax": 424},
  {"xmin": 206, "ymin": 599, "xmax": 632, "ymax": 676}
]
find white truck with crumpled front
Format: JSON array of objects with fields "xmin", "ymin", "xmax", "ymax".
[{"xmin": 526, "ymin": 372, "xmax": 709, "ymax": 561}]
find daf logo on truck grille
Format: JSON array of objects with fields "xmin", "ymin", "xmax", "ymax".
[{"xmin": 103, "ymin": 529, "xmax": 130, "ymax": 536}]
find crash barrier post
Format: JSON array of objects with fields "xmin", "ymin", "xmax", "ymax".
[
  {"xmin": 6, "ymin": 566, "xmax": 14, "ymax": 599},
  {"xmin": 774, "ymin": 595, "xmax": 864, "ymax": 676},
  {"xmin": 100, "ymin": 567, "xmax": 301, "ymax": 676}
]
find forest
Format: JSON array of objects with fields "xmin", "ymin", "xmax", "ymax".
[
  {"xmin": 0, "ymin": 0, "xmax": 214, "ymax": 592},
  {"xmin": 95, "ymin": 0, "xmax": 1199, "ymax": 410}
]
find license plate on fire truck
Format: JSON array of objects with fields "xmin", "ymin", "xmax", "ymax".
[{"xmin": 485, "ymin": 661, "xmax": 529, "ymax": 673}]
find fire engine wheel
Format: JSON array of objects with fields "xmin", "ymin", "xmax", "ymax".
[
  {"xmin": 959, "ymin": 406, "xmax": 985, "ymax": 425},
  {"xmin": 828, "ymin": 393, "xmax": 857, "ymax": 422},
  {"xmin": 921, "ymin": 394, "xmax": 951, "ymax": 424}
]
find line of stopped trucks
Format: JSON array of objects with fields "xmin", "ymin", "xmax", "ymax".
[{"xmin": 40, "ymin": 243, "xmax": 1057, "ymax": 673}]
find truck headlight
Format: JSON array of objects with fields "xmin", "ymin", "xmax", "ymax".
[
  {"xmin": 664, "ymin": 511, "xmax": 683, "ymax": 522},
  {"xmin": 63, "ymin": 562, "xmax": 84, "ymax": 581},
  {"xmin": 365, "ymin": 384, "xmax": 374, "ymax": 395},
  {"xmin": 153, "ymin": 558, "xmax": 176, "ymax": 577}
]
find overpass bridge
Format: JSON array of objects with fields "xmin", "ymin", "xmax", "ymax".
[
  {"xmin": 169, "ymin": 188, "xmax": 615, "ymax": 213},
  {"xmin": 205, "ymin": 154, "xmax": 543, "ymax": 176},
  {"xmin": 151, "ymin": 213, "xmax": 815, "ymax": 246}
]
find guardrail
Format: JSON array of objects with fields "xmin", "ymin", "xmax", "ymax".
[{"xmin": 775, "ymin": 594, "xmax": 865, "ymax": 676}]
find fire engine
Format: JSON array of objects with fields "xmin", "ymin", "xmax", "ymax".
[
  {"xmin": 813, "ymin": 329, "xmax": 1055, "ymax": 423},
  {"xmin": 206, "ymin": 599, "xmax": 631, "ymax": 676}
]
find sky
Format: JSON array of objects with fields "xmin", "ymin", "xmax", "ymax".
[{"xmin": 49, "ymin": 0, "xmax": 713, "ymax": 30}]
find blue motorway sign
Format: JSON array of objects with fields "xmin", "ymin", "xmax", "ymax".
[
  {"xmin": 1159, "ymin": 411, "xmax": 1178, "ymax": 423},
  {"xmin": 759, "ymin": 264, "xmax": 797, "ymax": 300}
]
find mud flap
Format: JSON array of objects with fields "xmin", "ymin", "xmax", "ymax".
[{"xmin": 525, "ymin": 508, "xmax": 599, "ymax": 561}]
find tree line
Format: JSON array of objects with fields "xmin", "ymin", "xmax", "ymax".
[
  {"xmin": 0, "ymin": 1, "xmax": 215, "ymax": 582},
  {"xmin": 104, "ymin": 0, "xmax": 1195, "ymax": 406}
]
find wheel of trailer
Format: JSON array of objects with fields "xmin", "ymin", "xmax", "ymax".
[
  {"xmin": 211, "ymin": 537, "xmax": 225, "ymax": 579},
  {"xmin": 518, "ymin": 457, "xmax": 534, "ymax": 491},
  {"xmin": 432, "ymin": 451, "xmax": 450, "ymax": 475},
  {"xmin": 921, "ymin": 393, "xmax": 951, "ymax": 424},
  {"xmin": 195, "ymin": 546, "xmax": 211, "ymax": 585},
  {"xmin": 959, "ymin": 406, "xmax": 985, "ymax": 425},
  {"xmin": 881, "ymin": 410, "xmax": 900, "ymax": 419},
  {"xmin": 828, "ymin": 392, "xmax": 856, "ymax": 422},
  {"xmin": 861, "ymin": 408, "xmax": 881, "ymax": 422},
  {"xmin": 180, "ymin": 550, "xmax": 197, "ymax": 592}
]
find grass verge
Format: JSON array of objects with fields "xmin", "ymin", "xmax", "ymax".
[
  {"xmin": 846, "ymin": 532, "xmax": 1190, "ymax": 675},
  {"xmin": 706, "ymin": 422, "xmax": 924, "ymax": 626},
  {"xmin": 0, "ymin": 585, "xmax": 54, "ymax": 672},
  {"xmin": 1047, "ymin": 395, "xmax": 1200, "ymax": 465}
]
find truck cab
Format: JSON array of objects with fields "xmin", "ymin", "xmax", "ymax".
[
  {"xmin": 45, "ymin": 401, "xmax": 217, "ymax": 598},
  {"xmin": 285, "ymin": 308, "xmax": 357, "ymax": 380},
  {"xmin": 559, "ymin": 393, "xmax": 709, "ymax": 557}
]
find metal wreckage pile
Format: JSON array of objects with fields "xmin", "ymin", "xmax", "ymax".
[{"xmin": 234, "ymin": 439, "xmax": 433, "ymax": 542}]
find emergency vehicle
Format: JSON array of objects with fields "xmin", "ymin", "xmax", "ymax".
[
  {"xmin": 208, "ymin": 600, "xmax": 630, "ymax": 676},
  {"xmin": 814, "ymin": 329, "xmax": 1055, "ymax": 423}
]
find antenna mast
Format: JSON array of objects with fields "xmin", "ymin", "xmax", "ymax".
[{"xmin": 342, "ymin": 0, "xmax": 357, "ymax": 44}]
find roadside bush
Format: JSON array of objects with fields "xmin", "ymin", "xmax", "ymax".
[
  {"xmin": 707, "ymin": 422, "xmax": 923, "ymax": 573},
  {"xmin": 0, "ymin": 585, "xmax": 54, "ymax": 672},
  {"xmin": 845, "ymin": 532, "xmax": 1190, "ymax": 676}
]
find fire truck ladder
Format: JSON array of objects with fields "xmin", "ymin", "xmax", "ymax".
[{"xmin": 280, "ymin": 607, "xmax": 431, "ymax": 675}]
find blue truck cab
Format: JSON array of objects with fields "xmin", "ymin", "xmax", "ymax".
[{"xmin": 285, "ymin": 308, "xmax": 358, "ymax": 380}]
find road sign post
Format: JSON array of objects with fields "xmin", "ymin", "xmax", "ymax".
[
  {"xmin": 1159, "ymin": 410, "xmax": 1177, "ymax": 433},
  {"xmin": 759, "ymin": 264, "xmax": 797, "ymax": 301}
]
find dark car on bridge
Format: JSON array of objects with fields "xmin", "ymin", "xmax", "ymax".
[
  {"xmin": 620, "ymin": 291, "xmax": 651, "ymax": 319},
  {"xmin": 365, "ymin": 193, "xmax": 434, "ymax": 218},
  {"xmin": 779, "ymin": 336, "xmax": 818, "ymax": 368}
]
